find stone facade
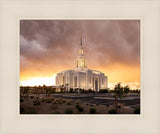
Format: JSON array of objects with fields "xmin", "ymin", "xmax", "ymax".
[{"xmin": 56, "ymin": 37, "xmax": 108, "ymax": 92}]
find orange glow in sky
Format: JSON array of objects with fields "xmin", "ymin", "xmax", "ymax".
[{"xmin": 20, "ymin": 20, "xmax": 140, "ymax": 90}]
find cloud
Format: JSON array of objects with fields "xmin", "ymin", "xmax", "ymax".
[{"xmin": 20, "ymin": 20, "xmax": 140, "ymax": 84}]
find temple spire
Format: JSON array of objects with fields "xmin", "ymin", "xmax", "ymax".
[{"xmin": 81, "ymin": 35, "xmax": 83, "ymax": 46}]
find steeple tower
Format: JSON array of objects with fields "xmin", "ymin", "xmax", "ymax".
[
  {"xmin": 75, "ymin": 36, "xmax": 87, "ymax": 69},
  {"xmin": 81, "ymin": 35, "xmax": 83, "ymax": 46}
]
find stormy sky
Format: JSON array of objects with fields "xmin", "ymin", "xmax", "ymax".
[{"xmin": 20, "ymin": 20, "xmax": 140, "ymax": 88}]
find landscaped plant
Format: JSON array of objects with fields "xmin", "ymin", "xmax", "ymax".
[
  {"xmin": 20, "ymin": 97, "xmax": 24, "ymax": 102},
  {"xmin": 134, "ymin": 107, "xmax": 140, "ymax": 114},
  {"xmin": 106, "ymin": 104, "xmax": 109, "ymax": 107},
  {"xmin": 77, "ymin": 106, "xmax": 84, "ymax": 112},
  {"xmin": 89, "ymin": 108, "xmax": 96, "ymax": 114},
  {"xmin": 25, "ymin": 107, "xmax": 36, "ymax": 114},
  {"xmin": 64, "ymin": 108, "xmax": 73, "ymax": 114},
  {"xmin": 108, "ymin": 108, "xmax": 117, "ymax": 114},
  {"xmin": 33, "ymin": 100, "xmax": 41, "ymax": 105},
  {"xmin": 75, "ymin": 104, "xmax": 84, "ymax": 112},
  {"xmin": 67, "ymin": 101, "xmax": 71, "ymax": 105},
  {"xmin": 52, "ymin": 111, "xmax": 60, "ymax": 114},
  {"xmin": 30, "ymin": 96, "xmax": 34, "ymax": 99},
  {"xmin": 20, "ymin": 107, "xmax": 24, "ymax": 114}
]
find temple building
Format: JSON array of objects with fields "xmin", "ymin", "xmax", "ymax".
[{"xmin": 56, "ymin": 36, "xmax": 108, "ymax": 92}]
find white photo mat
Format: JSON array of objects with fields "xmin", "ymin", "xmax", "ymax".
[{"xmin": 0, "ymin": 0, "xmax": 160, "ymax": 134}]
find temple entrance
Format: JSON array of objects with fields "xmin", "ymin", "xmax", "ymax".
[{"xmin": 95, "ymin": 78, "xmax": 98, "ymax": 92}]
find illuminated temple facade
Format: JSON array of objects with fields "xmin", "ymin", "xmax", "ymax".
[{"xmin": 56, "ymin": 37, "xmax": 108, "ymax": 92}]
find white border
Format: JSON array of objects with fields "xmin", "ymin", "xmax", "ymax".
[{"xmin": 0, "ymin": 0, "xmax": 159, "ymax": 134}]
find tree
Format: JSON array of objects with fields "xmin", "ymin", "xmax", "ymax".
[
  {"xmin": 124, "ymin": 86, "xmax": 130, "ymax": 94},
  {"xmin": 43, "ymin": 84, "xmax": 48, "ymax": 98},
  {"xmin": 113, "ymin": 83, "xmax": 124, "ymax": 111},
  {"xmin": 66, "ymin": 83, "xmax": 69, "ymax": 93},
  {"xmin": 60, "ymin": 85, "xmax": 64, "ymax": 93}
]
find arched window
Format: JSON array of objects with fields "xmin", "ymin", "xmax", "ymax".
[
  {"xmin": 63, "ymin": 76, "xmax": 65, "ymax": 85},
  {"xmin": 74, "ymin": 76, "xmax": 77, "ymax": 87},
  {"xmin": 89, "ymin": 77, "xmax": 92, "ymax": 84}
]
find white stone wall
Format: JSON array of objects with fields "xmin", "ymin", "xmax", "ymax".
[{"xmin": 56, "ymin": 69, "xmax": 108, "ymax": 91}]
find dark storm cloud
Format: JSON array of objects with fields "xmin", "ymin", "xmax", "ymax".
[{"xmin": 20, "ymin": 20, "xmax": 140, "ymax": 71}]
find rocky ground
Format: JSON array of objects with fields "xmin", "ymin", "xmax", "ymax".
[{"xmin": 20, "ymin": 93, "xmax": 140, "ymax": 114}]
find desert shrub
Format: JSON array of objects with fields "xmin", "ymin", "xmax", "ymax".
[
  {"xmin": 51, "ymin": 98, "xmax": 55, "ymax": 101},
  {"xmin": 20, "ymin": 98, "xmax": 24, "ymax": 102},
  {"xmin": 25, "ymin": 107, "xmax": 36, "ymax": 114},
  {"xmin": 75, "ymin": 104, "xmax": 84, "ymax": 112},
  {"xmin": 64, "ymin": 108, "xmax": 73, "ymax": 114},
  {"xmin": 20, "ymin": 107, "xmax": 24, "ymax": 114},
  {"xmin": 63, "ymin": 100, "xmax": 66, "ymax": 103},
  {"xmin": 70, "ymin": 99, "xmax": 73, "ymax": 103},
  {"xmin": 46, "ymin": 99, "xmax": 52, "ymax": 103},
  {"xmin": 75, "ymin": 104, "xmax": 80, "ymax": 108},
  {"xmin": 90, "ymin": 104, "xmax": 94, "ymax": 107},
  {"xmin": 58, "ymin": 100, "xmax": 63, "ymax": 104},
  {"xmin": 86, "ymin": 103, "xmax": 88, "ymax": 105},
  {"xmin": 134, "ymin": 107, "xmax": 140, "ymax": 114},
  {"xmin": 33, "ymin": 100, "xmax": 41, "ymax": 105},
  {"xmin": 117, "ymin": 105, "xmax": 121, "ymax": 109},
  {"xmin": 67, "ymin": 101, "xmax": 72, "ymax": 105},
  {"xmin": 52, "ymin": 111, "xmax": 60, "ymax": 114},
  {"xmin": 96, "ymin": 104, "xmax": 99, "ymax": 106},
  {"xmin": 30, "ymin": 96, "xmax": 34, "ymax": 99},
  {"xmin": 75, "ymin": 99, "xmax": 81, "ymax": 104},
  {"xmin": 106, "ymin": 104, "xmax": 109, "ymax": 107},
  {"xmin": 53, "ymin": 101, "xmax": 57, "ymax": 104},
  {"xmin": 77, "ymin": 106, "xmax": 84, "ymax": 112},
  {"xmin": 108, "ymin": 108, "xmax": 117, "ymax": 114},
  {"xmin": 90, "ymin": 108, "xmax": 96, "ymax": 114},
  {"xmin": 41, "ymin": 99, "xmax": 46, "ymax": 102}
]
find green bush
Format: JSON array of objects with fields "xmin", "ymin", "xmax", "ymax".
[
  {"xmin": 77, "ymin": 106, "xmax": 84, "ymax": 112},
  {"xmin": 117, "ymin": 105, "xmax": 121, "ymax": 109},
  {"xmin": 30, "ymin": 96, "xmax": 34, "ymax": 99},
  {"xmin": 20, "ymin": 98, "xmax": 24, "ymax": 102},
  {"xmin": 33, "ymin": 100, "xmax": 41, "ymax": 105},
  {"xmin": 25, "ymin": 107, "xmax": 36, "ymax": 114},
  {"xmin": 134, "ymin": 107, "xmax": 140, "ymax": 114},
  {"xmin": 41, "ymin": 99, "xmax": 46, "ymax": 102},
  {"xmin": 20, "ymin": 107, "xmax": 24, "ymax": 114},
  {"xmin": 90, "ymin": 108, "xmax": 96, "ymax": 114},
  {"xmin": 108, "ymin": 109, "xmax": 117, "ymax": 114},
  {"xmin": 46, "ymin": 100, "xmax": 52, "ymax": 103},
  {"xmin": 106, "ymin": 104, "xmax": 109, "ymax": 107},
  {"xmin": 53, "ymin": 101, "xmax": 57, "ymax": 104},
  {"xmin": 64, "ymin": 108, "xmax": 73, "ymax": 114},
  {"xmin": 75, "ymin": 104, "xmax": 84, "ymax": 112},
  {"xmin": 67, "ymin": 101, "xmax": 71, "ymax": 105},
  {"xmin": 75, "ymin": 104, "xmax": 80, "ymax": 108},
  {"xmin": 52, "ymin": 111, "xmax": 60, "ymax": 114}
]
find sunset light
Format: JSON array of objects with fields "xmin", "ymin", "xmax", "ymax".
[{"xmin": 20, "ymin": 75, "xmax": 56, "ymax": 86}]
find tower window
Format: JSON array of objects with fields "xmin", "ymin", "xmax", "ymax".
[
  {"xmin": 63, "ymin": 76, "xmax": 65, "ymax": 85},
  {"xmin": 89, "ymin": 77, "xmax": 91, "ymax": 84},
  {"xmin": 74, "ymin": 76, "xmax": 77, "ymax": 87}
]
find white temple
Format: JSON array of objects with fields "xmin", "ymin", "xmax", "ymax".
[{"xmin": 56, "ymin": 36, "xmax": 108, "ymax": 92}]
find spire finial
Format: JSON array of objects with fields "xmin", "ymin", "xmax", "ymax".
[{"xmin": 81, "ymin": 35, "xmax": 83, "ymax": 46}]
